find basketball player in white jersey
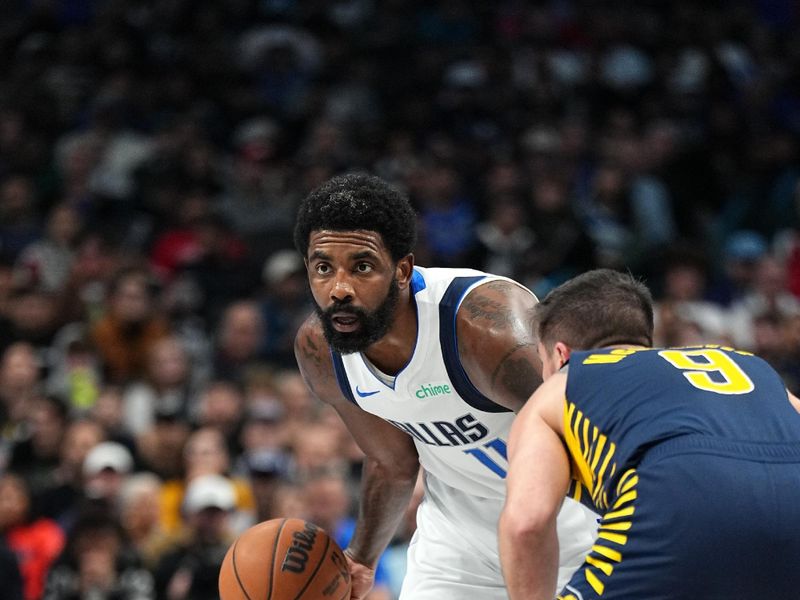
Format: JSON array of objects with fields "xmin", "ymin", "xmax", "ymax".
[{"xmin": 293, "ymin": 173, "xmax": 596, "ymax": 599}]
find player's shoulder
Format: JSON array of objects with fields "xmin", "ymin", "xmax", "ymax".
[
  {"xmin": 529, "ymin": 372, "xmax": 568, "ymax": 429},
  {"xmin": 534, "ymin": 371, "xmax": 568, "ymax": 399},
  {"xmin": 294, "ymin": 313, "xmax": 337, "ymax": 394},
  {"xmin": 294, "ymin": 312, "xmax": 325, "ymax": 354},
  {"xmin": 455, "ymin": 275, "xmax": 537, "ymax": 337}
]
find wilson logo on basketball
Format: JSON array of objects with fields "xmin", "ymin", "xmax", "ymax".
[
  {"xmin": 330, "ymin": 550, "xmax": 350, "ymax": 582},
  {"xmin": 280, "ymin": 522, "xmax": 318, "ymax": 573}
]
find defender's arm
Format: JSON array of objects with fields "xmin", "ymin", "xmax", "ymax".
[{"xmin": 499, "ymin": 373, "xmax": 571, "ymax": 600}]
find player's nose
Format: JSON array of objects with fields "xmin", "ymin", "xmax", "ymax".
[{"xmin": 330, "ymin": 270, "xmax": 354, "ymax": 302}]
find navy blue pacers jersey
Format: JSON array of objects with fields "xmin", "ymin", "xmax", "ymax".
[{"xmin": 558, "ymin": 345, "xmax": 800, "ymax": 600}]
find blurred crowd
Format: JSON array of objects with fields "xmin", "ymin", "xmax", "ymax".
[{"xmin": 0, "ymin": 0, "xmax": 799, "ymax": 599}]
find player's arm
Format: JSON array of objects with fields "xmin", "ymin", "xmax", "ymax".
[
  {"xmin": 294, "ymin": 316, "xmax": 420, "ymax": 599},
  {"xmin": 499, "ymin": 373, "xmax": 571, "ymax": 600},
  {"xmin": 457, "ymin": 280, "xmax": 543, "ymax": 412}
]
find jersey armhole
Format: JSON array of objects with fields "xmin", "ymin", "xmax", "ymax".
[
  {"xmin": 439, "ymin": 276, "xmax": 513, "ymax": 414},
  {"xmin": 331, "ymin": 350, "xmax": 359, "ymax": 406}
]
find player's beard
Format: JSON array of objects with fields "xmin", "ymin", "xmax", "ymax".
[{"xmin": 315, "ymin": 278, "xmax": 400, "ymax": 354}]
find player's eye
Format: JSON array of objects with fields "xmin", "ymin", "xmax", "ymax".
[
  {"xmin": 355, "ymin": 262, "xmax": 373, "ymax": 273},
  {"xmin": 315, "ymin": 263, "xmax": 331, "ymax": 275}
]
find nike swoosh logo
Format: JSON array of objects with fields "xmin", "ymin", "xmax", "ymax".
[{"xmin": 355, "ymin": 386, "xmax": 380, "ymax": 398}]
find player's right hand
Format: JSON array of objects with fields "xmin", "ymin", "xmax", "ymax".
[{"xmin": 343, "ymin": 549, "xmax": 376, "ymax": 600}]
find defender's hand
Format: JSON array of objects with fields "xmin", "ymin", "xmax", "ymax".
[{"xmin": 344, "ymin": 550, "xmax": 376, "ymax": 600}]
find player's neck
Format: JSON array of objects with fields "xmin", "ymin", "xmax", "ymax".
[{"xmin": 362, "ymin": 290, "xmax": 418, "ymax": 375}]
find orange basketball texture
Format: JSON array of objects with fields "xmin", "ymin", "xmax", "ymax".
[{"xmin": 219, "ymin": 518, "xmax": 352, "ymax": 600}]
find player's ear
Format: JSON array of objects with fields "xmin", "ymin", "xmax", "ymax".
[
  {"xmin": 395, "ymin": 254, "xmax": 415, "ymax": 289},
  {"xmin": 554, "ymin": 342, "xmax": 571, "ymax": 369}
]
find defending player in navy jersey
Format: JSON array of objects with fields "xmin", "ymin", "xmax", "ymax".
[
  {"xmin": 293, "ymin": 174, "xmax": 596, "ymax": 600},
  {"xmin": 500, "ymin": 268, "xmax": 800, "ymax": 600}
]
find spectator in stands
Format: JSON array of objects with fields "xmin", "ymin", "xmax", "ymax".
[
  {"xmin": 8, "ymin": 395, "xmax": 69, "ymax": 498},
  {"xmin": 211, "ymin": 301, "xmax": 266, "ymax": 383},
  {"xmin": 290, "ymin": 423, "xmax": 346, "ymax": 481},
  {"xmin": 160, "ymin": 427, "xmax": 254, "ymax": 536},
  {"xmin": 135, "ymin": 410, "xmax": 190, "ymax": 481},
  {"xmin": 728, "ymin": 254, "xmax": 800, "ymax": 348},
  {"xmin": 0, "ymin": 473, "xmax": 65, "ymax": 600},
  {"xmin": 414, "ymin": 159, "xmax": 478, "ymax": 268},
  {"xmin": 0, "ymin": 175, "xmax": 41, "ymax": 260},
  {"xmin": 43, "ymin": 511, "xmax": 154, "ymax": 600},
  {"xmin": 273, "ymin": 370, "xmax": 320, "ymax": 443},
  {"xmin": 122, "ymin": 336, "xmax": 195, "ymax": 436},
  {"xmin": 154, "ymin": 475, "xmax": 236, "ymax": 600},
  {"xmin": 653, "ymin": 246, "xmax": 729, "ymax": 346},
  {"xmin": 80, "ymin": 441, "xmax": 134, "ymax": 518},
  {"xmin": 708, "ymin": 230, "xmax": 769, "ymax": 306},
  {"xmin": 174, "ymin": 213, "xmax": 257, "ymax": 327},
  {"xmin": 236, "ymin": 397, "xmax": 287, "ymax": 469},
  {"xmin": 259, "ymin": 249, "xmax": 311, "ymax": 368},
  {"xmin": 1, "ymin": 287, "xmax": 62, "ymax": 359},
  {"xmin": 90, "ymin": 267, "xmax": 170, "ymax": 384},
  {"xmin": 521, "ymin": 174, "xmax": 597, "ymax": 296},
  {"xmin": 45, "ymin": 335, "xmax": 102, "ymax": 415},
  {"xmin": 242, "ymin": 449, "xmax": 290, "ymax": 523},
  {"xmin": 89, "ymin": 386, "xmax": 136, "ymax": 455},
  {"xmin": 0, "ymin": 343, "xmax": 43, "ymax": 468},
  {"xmin": 14, "ymin": 203, "xmax": 82, "ymax": 293},
  {"xmin": 119, "ymin": 473, "xmax": 170, "ymax": 570},
  {"xmin": 472, "ymin": 198, "xmax": 534, "ymax": 280},
  {"xmin": 36, "ymin": 419, "xmax": 104, "ymax": 530}
]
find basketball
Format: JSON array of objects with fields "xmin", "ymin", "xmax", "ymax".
[{"xmin": 219, "ymin": 518, "xmax": 352, "ymax": 600}]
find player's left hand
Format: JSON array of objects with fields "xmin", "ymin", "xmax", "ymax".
[{"xmin": 343, "ymin": 549, "xmax": 376, "ymax": 600}]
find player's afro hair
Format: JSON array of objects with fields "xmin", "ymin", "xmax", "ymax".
[{"xmin": 294, "ymin": 173, "xmax": 417, "ymax": 261}]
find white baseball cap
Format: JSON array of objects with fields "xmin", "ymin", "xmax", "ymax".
[
  {"xmin": 183, "ymin": 474, "xmax": 236, "ymax": 513},
  {"xmin": 83, "ymin": 442, "xmax": 134, "ymax": 477}
]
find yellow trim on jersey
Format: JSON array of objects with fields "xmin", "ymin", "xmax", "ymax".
[
  {"xmin": 589, "ymin": 432, "xmax": 607, "ymax": 471},
  {"xmin": 597, "ymin": 531, "xmax": 628, "ymax": 545},
  {"xmin": 564, "ymin": 402, "xmax": 594, "ymax": 495},
  {"xmin": 586, "ymin": 555, "xmax": 614, "ymax": 576},
  {"xmin": 569, "ymin": 481, "xmax": 584, "ymax": 503},
  {"xmin": 583, "ymin": 353, "xmax": 627, "ymax": 364},
  {"xmin": 577, "ymin": 468, "xmax": 639, "ymax": 596},
  {"xmin": 592, "ymin": 545, "xmax": 622, "ymax": 562},
  {"xmin": 619, "ymin": 474, "xmax": 638, "ymax": 494},
  {"xmin": 596, "ymin": 448, "xmax": 616, "ymax": 486},
  {"xmin": 613, "ymin": 490, "xmax": 637, "ymax": 508},
  {"xmin": 585, "ymin": 568, "xmax": 605, "ymax": 594},
  {"xmin": 563, "ymin": 400, "xmax": 620, "ymax": 511},
  {"xmin": 601, "ymin": 521, "xmax": 632, "ymax": 531},
  {"xmin": 604, "ymin": 506, "xmax": 635, "ymax": 520}
]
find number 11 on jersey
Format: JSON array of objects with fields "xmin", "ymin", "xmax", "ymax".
[{"xmin": 464, "ymin": 437, "xmax": 508, "ymax": 478}]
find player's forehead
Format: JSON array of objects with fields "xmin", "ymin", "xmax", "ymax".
[{"xmin": 307, "ymin": 229, "xmax": 389, "ymax": 259}]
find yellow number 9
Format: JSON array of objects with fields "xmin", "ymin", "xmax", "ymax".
[{"xmin": 658, "ymin": 349, "xmax": 754, "ymax": 395}]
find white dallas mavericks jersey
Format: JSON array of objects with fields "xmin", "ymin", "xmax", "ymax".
[{"xmin": 332, "ymin": 266, "xmax": 524, "ymax": 499}]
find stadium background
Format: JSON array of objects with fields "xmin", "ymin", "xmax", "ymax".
[{"xmin": 0, "ymin": 1, "xmax": 799, "ymax": 598}]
